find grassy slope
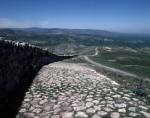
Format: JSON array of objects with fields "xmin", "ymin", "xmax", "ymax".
[{"xmin": 89, "ymin": 48, "xmax": 150, "ymax": 78}]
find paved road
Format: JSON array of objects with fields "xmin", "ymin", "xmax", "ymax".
[
  {"xmin": 83, "ymin": 56, "xmax": 136, "ymax": 77},
  {"xmin": 92, "ymin": 47, "xmax": 98, "ymax": 56},
  {"xmin": 83, "ymin": 47, "xmax": 150, "ymax": 82},
  {"xmin": 16, "ymin": 62, "xmax": 150, "ymax": 118}
]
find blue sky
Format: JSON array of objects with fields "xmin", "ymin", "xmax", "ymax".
[{"xmin": 0, "ymin": 0, "xmax": 150, "ymax": 33}]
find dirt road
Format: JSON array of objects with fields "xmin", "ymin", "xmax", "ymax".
[{"xmin": 83, "ymin": 47, "xmax": 150, "ymax": 82}]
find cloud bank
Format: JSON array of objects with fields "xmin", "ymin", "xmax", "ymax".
[
  {"xmin": 0, "ymin": 18, "xmax": 21, "ymax": 28},
  {"xmin": 0, "ymin": 18, "xmax": 50, "ymax": 28}
]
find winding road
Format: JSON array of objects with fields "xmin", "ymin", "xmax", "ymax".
[{"xmin": 83, "ymin": 47, "xmax": 150, "ymax": 82}]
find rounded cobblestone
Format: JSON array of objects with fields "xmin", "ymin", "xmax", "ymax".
[{"xmin": 16, "ymin": 62, "xmax": 150, "ymax": 118}]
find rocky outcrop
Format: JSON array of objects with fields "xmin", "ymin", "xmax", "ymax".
[
  {"xmin": 48, "ymin": 43, "xmax": 78, "ymax": 54},
  {"xmin": 0, "ymin": 37, "xmax": 59, "ymax": 100}
]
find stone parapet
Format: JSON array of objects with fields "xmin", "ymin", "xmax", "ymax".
[{"xmin": 0, "ymin": 37, "xmax": 57, "ymax": 99}]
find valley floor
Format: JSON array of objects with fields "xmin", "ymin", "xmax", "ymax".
[{"xmin": 16, "ymin": 62, "xmax": 150, "ymax": 118}]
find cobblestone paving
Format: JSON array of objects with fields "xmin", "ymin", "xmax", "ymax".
[{"xmin": 17, "ymin": 62, "xmax": 150, "ymax": 118}]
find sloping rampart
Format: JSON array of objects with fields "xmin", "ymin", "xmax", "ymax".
[{"xmin": 0, "ymin": 37, "xmax": 59, "ymax": 99}]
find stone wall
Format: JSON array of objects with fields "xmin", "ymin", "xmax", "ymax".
[{"xmin": 0, "ymin": 37, "xmax": 59, "ymax": 100}]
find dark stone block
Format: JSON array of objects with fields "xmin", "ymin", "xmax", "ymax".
[{"xmin": 5, "ymin": 71, "xmax": 12, "ymax": 82}]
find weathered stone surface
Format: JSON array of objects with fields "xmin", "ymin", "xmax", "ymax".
[
  {"xmin": 75, "ymin": 112, "xmax": 88, "ymax": 117},
  {"xmin": 128, "ymin": 107, "xmax": 136, "ymax": 112},
  {"xmin": 51, "ymin": 115, "xmax": 60, "ymax": 118},
  {"xmin": 103, "ymin": 107, "xmax": 113, "ymax": 112},
  {"xmin": 139, "ymin": 105, "xmax": 148, "ymax": 110},
  {"xmin": 22, "ymin": 103, "xmax": 30, "ymax": 109},
  {"xmin": 92, "ymin": 100, "xmax": 99, "ymax": 104},
  {"xmin": 110, "ymin": 112, "xmax": 120, "ymax": 118},
  {"xmin": 86, "ymin": 98, "xmax": 93, "ymax": 101},
  {"xmin": 94, "ymin": 105, "xmax": 101, "ymax": 110},
  {"xmin": 62, "ymin": 106, "xmax": 73, "ymax": 111},
  {"xmin": 39, "ymin": 99, "xmax": 48, "ymax": 104},
  {"xmin": 122, "ymin": 97, "xmax": 130, "ymax": 101},
  {"xmin": 34, "ymin": 116, "xmax": 40, "ymax": 118},
  {"xmin": 129, "ymin": 112, "xmax": 138, "ymax": 117},
  {"xmin": 19, "ymin": 108, "xmax": 26, "ymax": 113},
  {"xmin": 23, "ymin": 112, "xmax": 34, "ymax": 118},
  {"xmin": 100, "ymin": 101, "xmax": 106, "ymax": 104},
  {"xmin": 62, "ymin": 112, "xmax": 73, "ymax": 118},
  {"xmin": 105, "ymin": 97, "xmax": 113, "ymax": 100},
  {"xmin": 114, "ymin": 103, "xmax": 126, "ymax": 108},
  {"xmin": 107, "ymin": 101, "xmax": 115, "ymax": 104},
  {"xmin": 97, "ymin": 111, "xmax": 107, "ymax": 116},
  {"xmin": 86, "ymin": 102, "xmax": 94, "ymax": 108},
  {"xmin": 112, "ymin": 94, "xmax": 121, "ymax": 98},
  {"xmin": 92, "ymin": 114, "xmax": 101, "ymax": 118},
  {"xmin": 140, "ymin": 111, "xmax": 150, "ymax": 117},
  {"xmin": 32, "ymin": 108, "xmax": 42, "ymax": 113},
  {"xmin": 43, "ymin": 106, "xmax": 53, "ymax": 111},
  {"xmin": 24, "ymin": 99, "xmax": 31, "ymax": 102},
  {"xmin": 132, "ymin": 98, "xmax": 139, "ymax": 101},
  {"xmin": 115, "ymin": 99, "xmax": 125, "ymax": 104},
  {"xmin": 86, "ymin": 108, "xmax": 96, "ymax": 113},
  {"xmin": 118, "ymin": 109, "xmax": 126, "ymax": 112},
  {"xmin": 28, "ymin": 113, "xmax": 35, "ymax": 118},
  {"xmin": 75, "ymin": 106, "xmax": 86, "ymax": 111}
]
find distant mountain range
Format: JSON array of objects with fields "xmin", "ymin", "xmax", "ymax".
[
  {"xmin": 12, "ymin": 27, "xmax": 120, "ymax": 36},
  {"xmin": 0, "ymin": 27, "xmax": 150, "ymax": 54},
  {"xmin": 0, "ymin": 27, "xmax": 149, "ymax": 37},
  {"xmin": 0, "ymin": 29, "xmax": 30, "ymax": 36}
]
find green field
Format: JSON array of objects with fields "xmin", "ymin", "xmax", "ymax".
[
  {"xmin": 89, "ymin": 48, "xmax": 150, "ymax": 78},
  {"xmin": 4, "ymin": 33, "xmax": 150, "ymax": 49}
]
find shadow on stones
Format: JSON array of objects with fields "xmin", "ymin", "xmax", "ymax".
[{"xmin": 0, "ymin": 55, "xmax": 76, "ymax": 118}]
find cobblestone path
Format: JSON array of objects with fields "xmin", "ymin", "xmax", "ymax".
[{"xmin": 17, "ymin": 62, "xmax": 150, "ymax": 118}]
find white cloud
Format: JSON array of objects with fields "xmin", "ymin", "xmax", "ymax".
[{"xmin": 42, "ymin": 20, "xmax": 49, "ymax": 26}]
